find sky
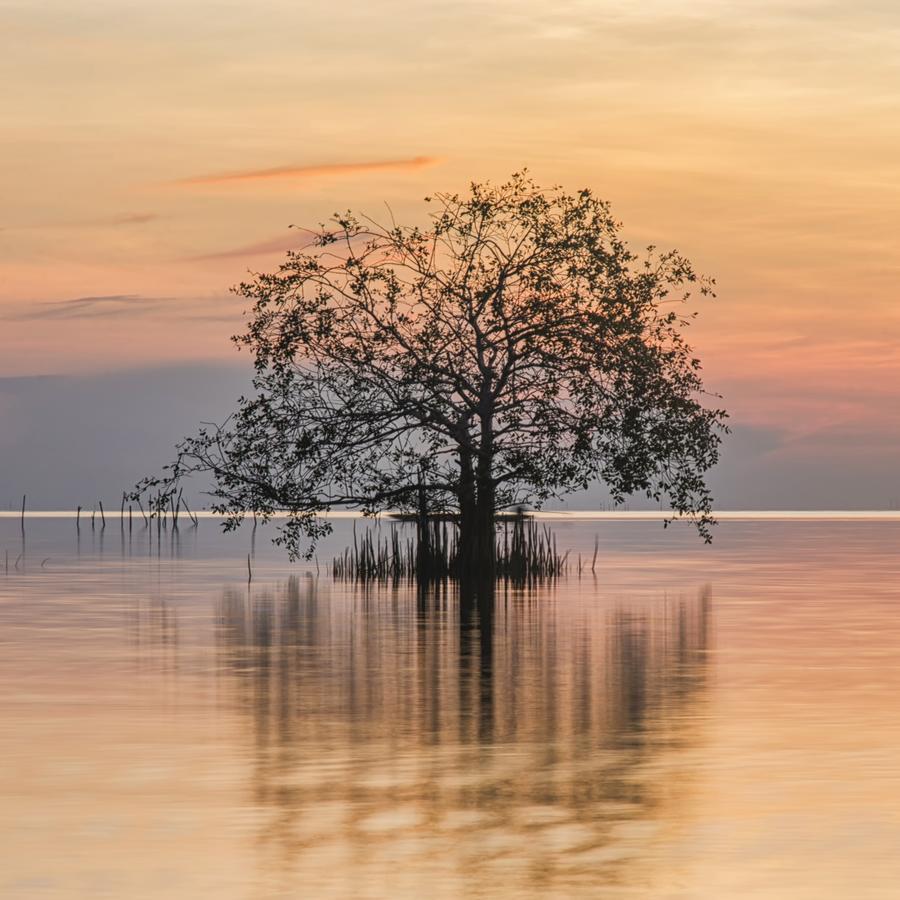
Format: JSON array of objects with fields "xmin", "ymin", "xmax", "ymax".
[{"xmin": 2, "ymin": 0, "xmax": 900, "ymax": 509}]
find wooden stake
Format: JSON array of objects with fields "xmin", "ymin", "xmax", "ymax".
[{"xmin": 180, "ymin": 496, "xmax": 198, "ymax": 526}]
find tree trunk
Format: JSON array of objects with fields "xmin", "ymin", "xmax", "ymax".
[
  {"xmin": 472, "ymin": 474, "xmax": 495, "ymax": 576},
  {"xmin": 456, "ymin": 414, "xmax": 477, "ymax": 573},
  {"xmin": 472, "ymin": 398, "xmax": 496, "ymax": 578},
  {"xmin": 457, "ymin": 395, "xmax": 496, "ymax": 582},
  {"xmin": 416, "ymin": 470, "xmax": 431, "ymax": 576}
]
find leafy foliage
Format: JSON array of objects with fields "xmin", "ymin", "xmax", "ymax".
[{"xmin": 136, "ymin": 173, "xmax": 727, "ymax": 559}]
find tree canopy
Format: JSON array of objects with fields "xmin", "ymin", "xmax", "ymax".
[{"xmin": 139, "ymin": 173, "xmax": 727, "ymax": 564}]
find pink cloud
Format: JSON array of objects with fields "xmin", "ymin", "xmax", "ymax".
[
  {"xmin": 173, "ymin": 156, "xmax": 441, "ymax": 187},
  {"xmin": 185, "ymin": 234, "xmax": 312, "ymax": 262}
]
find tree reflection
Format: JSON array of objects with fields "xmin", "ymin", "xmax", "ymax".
[{"xmin": 215, "ymin": 577, "xmax": 711, "ymax": 896}]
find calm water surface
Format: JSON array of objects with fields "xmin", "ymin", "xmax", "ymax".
[{"xmin": 1, "ymin": 518, "xmax": 899, "ymax": 899}]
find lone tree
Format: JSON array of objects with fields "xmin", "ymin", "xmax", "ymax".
[{"xmin": 139, "ymin": 173, "xmax": 727, "ymax": 573}]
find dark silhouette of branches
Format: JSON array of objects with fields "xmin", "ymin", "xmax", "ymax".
[{"xmin": 135, "ymin": 173, "xmax": 727, "ymax": 568}]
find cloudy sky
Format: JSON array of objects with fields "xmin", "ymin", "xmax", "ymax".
[{"xmin": 2, "ymin": 0, "xmax": 900, "ymax": 509}]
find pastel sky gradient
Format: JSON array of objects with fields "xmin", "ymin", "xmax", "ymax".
[{"xmin": 2, "ymin": 0, "xmax": 900, "ymax": 508}]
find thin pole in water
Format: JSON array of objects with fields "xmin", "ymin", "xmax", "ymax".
[
  {"xmin": 20, "ymin": 494, "xmax": 25, "ymax": 531},
  {"xmin": 98, "ymin": 501, "xmax": 106, "ymax": 528},
  {"xmin": 180, "ymin": 496, "xmax": 198, "ymax": 526},
  {"xmin": 247, "ymin": 553, "xmax": 252, "ymax": 584}
]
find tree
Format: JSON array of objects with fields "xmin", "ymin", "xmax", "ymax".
[{"xmin": 139, "ymin": 173, "xmax": 727, "ymax": 572}]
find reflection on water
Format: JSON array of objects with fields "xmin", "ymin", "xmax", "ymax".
[
  {"xmin": 214, "ymin": 578, "xmax": 710, "ymax": 896},
  {"xmin": 2, "ymin": 519, "xmax": 900, "ymax": 898}
]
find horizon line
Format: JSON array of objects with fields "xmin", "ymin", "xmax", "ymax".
[{"xmin": 3, "ymin": 510, "xmax": 900, "ymax": 520}]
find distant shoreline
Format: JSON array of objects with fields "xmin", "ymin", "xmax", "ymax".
[{"xmin": 3, "ymin": 510, "xmax": 900, "ymax": 521}]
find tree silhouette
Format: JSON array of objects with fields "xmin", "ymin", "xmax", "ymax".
[{"xmin": 139, "ymin": 173, "xmax": 727, "ymax": 571}]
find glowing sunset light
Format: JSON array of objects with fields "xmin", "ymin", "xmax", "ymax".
[{"xmin": 1, "ymin": 0, "xmax": 899, "ymax": 507}]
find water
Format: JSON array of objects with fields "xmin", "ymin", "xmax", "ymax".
[{"xmin": 1, "ymin": 517, "xmax": 899, "ymax": 898}]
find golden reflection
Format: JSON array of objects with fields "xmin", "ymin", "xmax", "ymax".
[
  {"xmin": 215, "ymin": 578, "xmax": 710, "ymax": 897},
  {"xmin": 4, "ymin": 520, "xmax": 900, "ymax": 897}
]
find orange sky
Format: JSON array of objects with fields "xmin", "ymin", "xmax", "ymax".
[{"xmin": 2, "ymin": 0, "xmax": 899, "ymax": 502}]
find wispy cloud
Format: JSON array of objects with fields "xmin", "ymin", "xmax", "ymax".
[
  {"xmin": 99, "ymin": 212, "xmax": 160, "ymax": 226},
  {"xmin": 2, "ymin": 213, "xmax": 161, "ymax": 232},
  {"xmin": 186, "ymin": 233, "xmax": 312, "ymax": 262},
  {"xmin": 185, "ymin": 228, "xmax": 369, "ymax": 262},
  {"xmin": 173, "ymin": 156, "xmax": 441, "ymax": 187},
  {"xmin": 5, "ymin": 293, "xmax": 244, "ymax": 324},
  {"xmin": 10, "ymin": 295, "xmax": 162, "ymax": 321}
]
